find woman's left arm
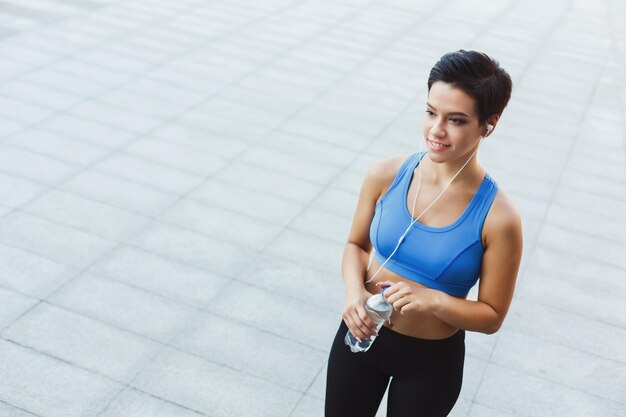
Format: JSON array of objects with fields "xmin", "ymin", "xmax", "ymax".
[{"xmin": 379, "ymin": 198, "xmax": 523, "ymax": 334}]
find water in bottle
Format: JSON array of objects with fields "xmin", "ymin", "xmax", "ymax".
[{"xmin": 344, "ymin": 288, "xmax": 393, "ymax": 353}]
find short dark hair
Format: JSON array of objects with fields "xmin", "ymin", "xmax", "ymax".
[{"xmin": 427, "ymin": 50, "xmax": 512, "ymax": 125}]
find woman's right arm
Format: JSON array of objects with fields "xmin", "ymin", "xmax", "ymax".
[{"xmin": 341, "ymin": 157, "xmax": 402, "ymax": 341}]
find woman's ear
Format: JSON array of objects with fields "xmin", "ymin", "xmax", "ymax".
[{"xmin": 484, "ymin": 115, "xmax": 499, "ymax": 137}]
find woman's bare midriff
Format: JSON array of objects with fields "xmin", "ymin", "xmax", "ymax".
[{"xmin": 364, "ymin": 256, "xmax": 466, "ymax": 340}]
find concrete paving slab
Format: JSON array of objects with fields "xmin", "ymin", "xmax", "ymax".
[
  {"xmin": 20, "ymin": 69, "xmax": 111, "ymax": 97},
  {"xmin": 237, "ymin": 252, "xmax": 345, "ymax": 312},
  {"xmin": 545, "ymin": 204, "xmax": 626, "ymax": 244},
  {"xmin": 176, "ymin": 109, "xmax": 272, "ymax": 142},
  {"xmin": 505, "ymin": 298, "xmax": 626, "ymax": 364},
  {"xmin": 0, "ymin": 96, "xmax": 53, "ymax": 124},
  {"xmin": 0, "ymin": 340, "xmax": 120, "ymax": 417},
  {"xmin": 22, "ymin": 190, "xmax": 151, "ymax": 242},
  {"xmin": 1, "ymin": 80, "xmax": 82, "ymax": 111},
  {"xmin": 536, "ymin": 223, "xmax": 626, "ymax": 270},
  {"xmin": 129, "ymin": 221, "xmax": 259, "ymax": 277},
  {"xmin": 199, "ymin": 98, "xmax": 292, "ymax": 129},
  {"xmin": 47, "ymin": 59, "xmax": 131, "ymax": 88},
  {"xmin": 96, "ymin": 89, "xmax": 195, "ymax": 120},
  {"xmin": 215, "ymin": 161, "xmax": 324, "ymax": 204},
  {"xmin": 261, "ymin": 130, "xmax": 356, "ymax": 166},
  {"xmin": 289, "ymin": 394, "xmax": 325, "ymax": 417},
  {"xmin": 0, "ymin": 287, "xmax": 38, "ymax": 331},
  {"xmin": 173, "ymin": 313, "xmax": 326, "ymax": 392},
  {"xmin": 100, "ymin": 388, "xmax": 206, "ymax": 417},
  {"xmin": 87, "ymin": 246, "xmax": 229, "ymax": 309},
  {"xmin": 0, "ymin": 172, "xmax": 44, "ymax": 208},
  {"xmin": 475, "ymin": 363, "xmax": 625, "ymax": 417},
  {"xmin": 188, "ymin": 178, "xmax": 304, "ymax": 226},
  {"xmin": 122, "ymin": 139, "xmax": 226, "ymax": 176},
  {"xmin": 159, "ymin": 199, "xmax": 283, "ymax": 251},
  {"xmin": 518, "ymin": 269, "xmax": 626, "ymax": 328},
  {"xmin": 2, "ymin": 303, "xmax": 163, "ymax": 383},
  {"xmin": 0, "ymin": 401, "xmax": 39, "ymax": 417},
  {"xmin": 329, "ymin": 168, "xmax": 368, "ymax": 195},
  {"xmin": 527, "ymin": 246, "xmax": 626, "ymax": 293},
  {"xmin": 60, "ymin": 170, "xmax": 179, "ymax": 216},
  {"xmin": 5, "ymin": 129, "xmax": 109, "ymax": 167},
  {"xmin": 238, "ymin": 145, "xmax": 343, "ymax": 184},
  {"xmin": 151, "ymin": 122, "xmax": 248, "ymax": 158},
  {"xmin": 68, "ymin": 101, "xmax": 162, "ymax": 134},
  {"xmin": 94, "ymin": 153, "xmax": 205, "ymax": 195},
  {"xmin": 0, "ymin": 244, "xmax": 76, "ymax": 298},
  {"xmin": 0, "ymin": 212, "xmax": 116, "ymax": 268},
  {"xmin": 207, "ymin": 280, "xmax": 339, "ymax": 349},
  {"xmin": 0, "ymin": 145, "xmax": 81, "ymax": 185},
  {"xmin": 281, "ymin": 116, "xmax": 377, "ymax": 149},
  {"xmin": 264, "ymin": 228, "xmax": 344, "ymax": 273},
  {"xmin": 131, "ymin": 348, "xmax": 301, "ymax": 417},
  {"xmin": 490, "ymin": 328, "xmax": 626, "ymax": 404},
  {"xmin": 467, "ymin": 403, "xmax": 517, "ymax": 417},
  {"xmin": 38, "ymin": 114, "xmax": 136, "ymax": 149},
  {"xmin": 49, "ymin": 273, "xmax": 199, "ymax": 343},
  {"xmin": 309, "ymin": 187, "xmax": 357, "ymax": 218},
  {"xmin": 289, "ymin": 206, "xmax": 352, "ymax": 244},
  {"xmin": 98, "ymin": 388, "xmax": 206, "ymax": 417}
]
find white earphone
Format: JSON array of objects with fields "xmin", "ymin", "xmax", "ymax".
[{"xmin": 480, "ymin": 124, "xmax": 493, "ymax": 140}]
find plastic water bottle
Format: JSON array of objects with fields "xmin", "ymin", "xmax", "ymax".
[{"xmin": 344, "ymin": 288, "xmax": 393, "ymax": 353}]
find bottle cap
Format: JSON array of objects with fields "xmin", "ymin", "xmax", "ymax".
[
  {"xmin": 381, "ymin": 286, "xmax": 390, "ymax": 297},
  {"xmin": 366, "ymin": 293, "xmax": 391, "ymax": 312}
]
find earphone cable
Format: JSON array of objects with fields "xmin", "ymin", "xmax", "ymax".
[{"xmin": 364, "ymin": 134, "xmax": 485, "ymax": 285}]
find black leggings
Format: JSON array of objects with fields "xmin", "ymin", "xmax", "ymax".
[{"xmin": 325, "ymin": 320, "xmax": 465, "ymax": 417}]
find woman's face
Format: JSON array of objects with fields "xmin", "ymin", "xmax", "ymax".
[{"xmin": 422, "ymin": 81, "xmax": 485, "ymax": 162}]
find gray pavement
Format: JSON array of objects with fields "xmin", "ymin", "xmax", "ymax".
[{"xmin": 0, "ymin": 0, "xmax": 625, "ymax": 416}]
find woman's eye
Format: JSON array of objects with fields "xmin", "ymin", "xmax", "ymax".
[
  {"xmin": 425, "ymin": 110, "xmax": 435, "ymax": 116},
  {"xmin": 450, "ymin": 118, "xmax": 465, "ymax": 125}
]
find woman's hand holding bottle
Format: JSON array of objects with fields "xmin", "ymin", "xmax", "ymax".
[{"xmin": 341, "ymin": 288, "xmax": 377, "ymax": 341}]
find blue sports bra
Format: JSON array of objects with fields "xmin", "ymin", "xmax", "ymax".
[{"xmin": 369, "ymin": 151, "xmax": 498, "ymax": 297}]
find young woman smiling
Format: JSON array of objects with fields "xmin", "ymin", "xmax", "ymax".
[{"xmin": 325, "ymin": 50, "xmax": 523, "ymax": 417}]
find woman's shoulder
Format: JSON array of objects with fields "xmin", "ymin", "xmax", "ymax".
[
  {"xmin": 482, "ymin": 184, "xmax": 523, "ymax": 245},
  {"xmin": 365, "ymin": 153, "xmax": 414, "ymax": 195},
  {"xmin": 366, "ymin": 153, "xmax": 415, "ymax": 182}
]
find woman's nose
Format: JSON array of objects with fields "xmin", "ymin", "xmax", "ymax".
[{"xmin": 430, "ymin": 124, "xmax": 446, "ymax": 138}]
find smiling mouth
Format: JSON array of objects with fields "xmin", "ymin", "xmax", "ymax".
[{"xmin": 428, "ymin": 139, "xmax": 450, "ymax": 149}]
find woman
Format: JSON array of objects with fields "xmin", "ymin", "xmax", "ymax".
[{"xmin": 325, "ymin": 50, "xmax": 523, "ymax": 417}]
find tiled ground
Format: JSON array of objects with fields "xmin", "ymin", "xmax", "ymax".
[{"xmin": 0, "ymin": 0, "xmax": 625, "ymax": 416}]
